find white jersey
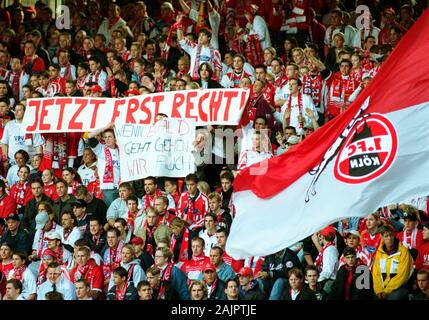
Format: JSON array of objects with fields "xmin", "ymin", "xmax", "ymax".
[
  {"xmin": 0, "ymin": 120, "xmax": 44, "ymax": 161},
  {"xmin": 7, "ymin": 268, "xmax": 37, "ymax": 299},
  {"xmin": 77, "ymin": 162, "xmax": 97, "ymax": 186},
  {"xmin": 274, "ymin": 94, "xmax": 318, "ymax": 135},
  {"xmin": 199, "ymin": 229, "xmax": 218, "ymax": 257}
]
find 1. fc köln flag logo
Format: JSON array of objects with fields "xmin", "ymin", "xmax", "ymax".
[
  {"xmin": 227, "ymin": 9, "xmax": 429, "ymax": 259},
  {"xmin": 334, "ymin": 113, "xmax": 398, "ymax": 184}
]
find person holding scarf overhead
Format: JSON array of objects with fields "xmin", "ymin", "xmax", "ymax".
[{"xmin": 87, "ymin": 123, "xmax": 120, "ymax": 207}]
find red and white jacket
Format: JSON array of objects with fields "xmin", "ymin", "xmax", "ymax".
[
  {"xmin": 302, "ymin": 72, "xmax": 328, "ymax": 114},
  {"xmin": 223, "ymin": 251, "xmax": 245, "ymax": 273},
  {"xmin": 180, "ymin": 254, "xmax": 211, "ymax": 281},
  {"xmin": 70, "ymin": 259, "xmax": 104, "ymax": 292},
  {"xmin": 361, "ymin": 230, "xmax": 381, "ymax": 258},
  {"xmin": 177, "ymin": 191, "xmax": 209, "ymax": 230},
  {"xmin": 326, "ymin": 72, "xmax": 360, "ymax": 118}
]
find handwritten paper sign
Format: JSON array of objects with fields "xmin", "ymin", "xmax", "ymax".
[{"xmin": 115, "ymin": 119, "xmax": 196, "ymax": 181}]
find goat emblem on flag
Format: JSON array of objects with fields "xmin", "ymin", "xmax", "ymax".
[{"xmin": 334, "ymin": 113, "xmax": 398, "ymax": 184}]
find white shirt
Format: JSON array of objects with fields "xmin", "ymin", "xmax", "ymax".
[
  {"xmin": 7, "ymin": 268, "xmax": 37, "ymax": 299},
  {"xmin": 274, "ymin": 94, "xmax": 318, "ymax": 135},
  {"xmin": 91, "ymin": 143, "xmax": 120, "ymax": 190},
  {"xmin": 61, "ymin": 226, "xmax": 83, "ymax": 248},
  {"xmin": 37, "ymin": 276, "xmax": 77, "ymax": 300},
  {"xmin": 1, "ymin": 120, "xmax": 44, "ymax": 161},
  {"xmin": 179, "ymin": 39, "xmax": 220, "ymax": 78},
  {"xmin": 77, "ymin": 162, "xmax": 97, "ymax": 186},
  {"xmin": 318, "ymin": 245, "xmax": 339, "ymax": 282},
  {"xmin": 199, "ymin": 229, "xmax": 218, "ymax": 257},
  {"xmin": 106, "ymin": 198, "xmax": 144, "ymax": 221},
  {"xmin": 32, "ymin": 225, "xmax": 64, "ymax": 253},
  {"xmin": 324, "ymin": 24, "xmax": 356, "ymax": 47},
  {"xmin": 244, "ymin": 15, "xmax": 272, "ymax": 50}
]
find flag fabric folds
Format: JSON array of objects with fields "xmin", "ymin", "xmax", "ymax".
[{"xmin": 226, "ymin": 9, "xmax": 429, "ymax": 259}]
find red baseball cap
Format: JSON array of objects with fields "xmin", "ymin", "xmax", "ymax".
[
  {"xmin": 203, "ymin": 262, "xmax": 216, "ymax": 272},
  {"xmin": 130, "ymin": 237, "xmax": 144, "ymax": 245},
  {"xmin": 91, "ymin": 84, "xmax": 102, "ymax": 93},
  {"xmin": 320, "ymin": 226, "xmax": 336, "ymax": 237},
  {"xmin": 237, "ymin": 267, "xmax": 253, "ymax": 277}
]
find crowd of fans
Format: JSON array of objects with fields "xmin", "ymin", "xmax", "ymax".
[{"xmin": 0, "ymin": 0, "xmax": 428, "ymax": 301}]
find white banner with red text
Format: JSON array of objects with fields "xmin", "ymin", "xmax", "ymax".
[{"xmin": 22, "ymin": 89, "xmax": 249, "ymax": 133}]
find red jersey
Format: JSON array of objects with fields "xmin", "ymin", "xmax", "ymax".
[
  {"xmin": 43, "ymin": 183, "xmax": 59, "ymax": 201},
  {"xmin": 223, "ymin": 251, "xmax": 244, "ymax": 273},
  {"xmin": 361, "ymin": 230, "xmax": 381, "ymax": 257},
  {"xmin": 177, "ymin": 191, "xmax": 209, "ymax": 230},
  {"xmin": 0, "ymin": 194, "xmax": 17, "ymax": 218},
  {"xmin": 416, "ymin": 240, "xmax": 429, "ymax": 270},
  {"xmin": 9, "ymin": 181, "xmax": 33, "ymax": 210},
  {"xmin": 397, "ymin": 228, "xmax": 423, "ymax": 250},
  {"xmin": 0, "ymin": 261, "xmax": 14, "ymax": 277},
  {"xmin": 181, "ymin": 254, "xmax": 210, "ymax": 280},
  {"xmin": 71, "ymin": 259, "xmax": 104, "ymax": 291}
]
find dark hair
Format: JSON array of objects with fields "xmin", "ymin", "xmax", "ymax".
[
  {"xmin": 15, "ymin": 149, "xmax": 30, "ymax": 162},
  {"xmin": 254, "ymin": 64, "xmax": 267, "ymax": 72},
  {"xmin": 220, "ymin": 171, "xmax": 234, "ymax": 183},
  {"xmin": 304, "ymin": 265, "xmax": 319, "ymax": 276},
  {"xmin": 185, "ymin": 173, "xmax": 199, "ymax": 183},
  {"xmin": 198, "ymin": 28, "xmax": 211, "ymax": 38},
  {"xmin": 342, "ymin": 247, "xmax": 357, "ymax": 257},
  {"xmin": 61, "ymin": 211, "xmax": 77, "ymax": 227},
  {"xmin": 30, "ymin": 178, "xmax": 44, "ymax": 188},
  {"xmin": 6, "ymin": 279, "xmax": 23, "ymax": 293},
  {"xmin": 137, "ymin": 280, "xmax": 151, "ymax": 291},
  {"xmin": 13, "ymin": 251, "xmax": 27, "ymax": 261},
  {"xmin": 288, "ymin": 267, "xmax": 304, "ymax": 279},
  {"xmin": 88, "ymin": 56, "xmax": 101, "ymax": 64},
  {"xmin": 340, "ymin": 59, "xmax": 352, "ymax": 68},
  {"xmin": 284, "ymin": 126, "xmax": 297, "ymax": 134},
  {"xmin": 379, "ymin": 224, "xmax": 395, "ymax": 235},
  {"xmin": 225, "ymin": 278, "xmax": 239, "ymax": 288},
  {"xmin": 55, "ymin": 178, "xmax": 68, "ymax": 188},
  {"xmin": 143, "ymin": 176, "xmax": 157, "ymax": 184},
  {"xmin": 0, "ymin": 180, "xmax": 7, "ymax": 194},
  {"xmin": 76, "ymin": 278, "xmax": 91, "ymax": 288},
  {"xmin": 210, "ymin": 246, "xmax": 224, "ymax": 255},
  {"xmin": 216, "ymin": 227, "xmax": 229, "ymax": 237},
  {"xmin": 45, "ymin": 291, "xmax": 64, "ymax": 300},
  {"xmin": 198, "ymin": 62, "xmax": 213, "ymax": 79},
  {"xmin": 107, "ymin": 227, "xmax": 121, "ymax": 238},
  {"xmin": 112, "ymin": 267, "xmax": 127, "ymax": 280},
  {"xmin": 127, "ymin": 194, "xmax": 139, "ymax": 203}
]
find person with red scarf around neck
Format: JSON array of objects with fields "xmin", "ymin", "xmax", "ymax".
[
  {"xmin": 247, "ymin": 79, "xmax": 276, "ymax": 129},
  {"xmin": 97, "ymin": 3, "xmax": 127, "ymax": 47},
  {"xmin": 221, "ymin": 53, "xmax": 254, "ymax": 88},
  {"xmin": 416, "ymin": 222, "xmax": 429, "ymax": 271},
  {"xmin": 327, "ymin": 247, "xmax": 374, "ymax": 300},
  {"xmin": 215, "ymin": 228, "xmax": 244, "ymax": 273},
  {"xmin": 177, "ymin": 174, "xmax": 209, "ymax": 231},
  {"xmin": 181, "ymin": 237, "xmax": 211, "ymax": 282},
  {"xmin": 9, "ymin": 165, "xmax": 33, "ymax": 214},
  {"xmin": 125, "ymin": 195, "xmax": 144, "ymax": 237},
  {"xmin": 164, "ymin": 178, "xmax": 181, "ymax": 208},
  {"xmin": 0, "ymin": 179, "xmax": 16, "ymax": 218},
  {"xmin": 21, "ymin": 40, "xmax": 45, "ymax": 76},
  {"xmin": 107, "ymin": 266, "xmax": 138, "ymax": 300},
  {"xmin": 153, "ymin": 247, "xmax": 190, "ymax": 300},
  {"xmin": 338, "ymin": 230, "xmax": 372, "ymax": 269},
  {"xmin": 169, "ymin": 217, "xmax": 196, "ymax": 265},
  {"xmin": 5, "ymin": 57, "xmax": 28, "ymax": 103},
  {"xmin": 326, "ymin": 59, "xmax": 359, "ymax": 120},
  {"xmin": 280, "ymin": 268, "xmax": 316, "ymax": 300},
  {"xmin": 378, "ymin": 8, "xmax": 405, "ymax": 46},
  {"xmin": 7, "ymin": 252, "xmax": 37, "ymax": 300},
  {"xmin": 154, "ymin": 195, "xmax": 176, "ymax": 226},
  {"xmin": 36, "ymin": 248, "xmax": 70, "ymax": 287},
  {"xmin": 58, "ymin": 49, "xmax": 76, "ymax": 81},
  {"xmin": 207, "ymin": 192, "xmax": 232, "ymax": 233},
  {"xmin": 397, "ymin": 208, "xmax": 423, "ymax": 250},
  {"xmin": 254, "ymin": 64, "xmax": 275, "ymax": 107},
  {"xmin": 71, "ymin": 246, "xmax": 104, "ymax": 300},
  {"xmin": 62, "ymin": 168, "xmax": 82, "ymax": 196},
  {"xmin": 135, "ymin": 207, "xmax": 170, "ymax": 255},
  {"xmin": 313, "ymin": 226, "xmax": 339, "ymax": 294},
  {"xmin": 0, "ymin": 243, "xmax": 14, "ymax": 277},
  {"xmin": 361, "ymin": 212, "xmax": 383, "ymax": 258},
  {"xmin": 102, "ymin": 227, "xmax": 124, "ymax": 290},
  {"xmin": 87, "ymin": 56, "xmax": 107, "ymax": 92}
]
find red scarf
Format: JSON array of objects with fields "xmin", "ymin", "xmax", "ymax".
[
  {"xmin": 302, "ymin": 73, "xmax": 323, "ymax": 106},
  {"xmin": 193, "ymin": 44, "xmax": 215, "ymax": 80},
  {"xmin": 61, "ymin": 63, "xmax": 73, "ymax": 80},
  {"xmin": 206, "ymin": 277, "xmax": 219, "ymax": 298},
  {"xmin": 245, "ymin": 34, "xmax": 263, "ymax": 67},
  {"xmin": 158, "ymin": 262, "xmax": 174, "ymax": 299},
  {"xmin": 5, "ymin": 71, "xmax": 20, "ymax": 102},
  {"xmin": 89, "ymin": 70, "xmax": 101, "ymax": 83},
  {"xmin": 127, "ymin": 210, "xmax": 138, "ymax": 233},
  {"xmin": 103, "ymin": 145, "xmax": 115, "ymax": 184},
  {"xmin": 144, "ymin": 220, "xmax": 159, "ymax": 256},
  {"xmin": 115, "ymin": 282, "xmax": 128, "ymax": 300},
  {"xmin": 315, "ymin": 242, "xmax": 335, "ymax": 272},
  {"xmin": 11, "ymin": 264, "xmax": 26, "ymax": 281},
  {"xmin": 70, "ymin": 180, "xmax": 80, "ymax": 195},
  {"xmin": 41, "ymin": 133, "xmax": 68, "ymax": 175},
  {"xmin": 13, "ymin": 181, "xmax": 29, "ymax": 208},
  {"xmin": 108, "ymin": 17, "xmax": 121, "ymax": 30},
  {"xmin": 77, "ymin": 75, "xmax": 87, "ymax": 91},
  {"xmin": 170, "ymin": 228, "xmax": 190, "ymax": 263},
  {"xmin": 144, "ymin": 189, "xmax": 163, "ymax": 209},
  {"xmin": 176, "ymin": 67, "xmax": 190, "ymax": 79},
  {"xmin": 88, "ymin": 178, "xmax": 103, "ymax": 199},
  {"xmin": 344, "ymin": 265, "xmax": 355, "ymax": 300},
  {"xmin": 286, "ymin": 93, "xmax": 303, "ymax": 128}
]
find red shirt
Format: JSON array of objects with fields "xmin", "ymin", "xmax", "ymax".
[
  {"xmin": 416, "ymin": 240, "xmax": 429, "ymax": 270},
  {"xmin": 361, "ymin": 230, "xmax": 381, "ymax": 258},
  {"xmin": 43, "ymin": 183, "xmax": 59, "ymax": 201},
  {"xmin": 0, "ymin": 194, "xmax": 17, "ymax": 218},
  {"xmin": 70, "ymin": 259, "xmax": 104, "ymax": 291},
  {"xmin": 181, "ymin": 254, "xmax": 210, "ymax": 279},
  {"xmin": 397, "ymin": 228, "xmax": 424, "ymax": 250},
  {"xmin": 177, "ymin": 191, "xmax": 209, "ymax": 230}
]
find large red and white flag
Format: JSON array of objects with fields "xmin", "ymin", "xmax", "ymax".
[{"xmin": 226, "ymin": 9, "xmax": 429, "ymax": 259}]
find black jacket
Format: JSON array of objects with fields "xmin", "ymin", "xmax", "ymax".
[
  {"xmin": 196, "ymin": 79, "xmax": 223, "ymax": 89},
  {"xmin": 85, "ymin": 197, "xmax": 108, "ymax": 226},
  {"xmin": 240, "ymin": 280, "xmax": 267, "ymax": 300},
  {"xmin": 23, "ymin": 194, "xmax": 53, "ymax": 235},
  {"xmin": 53, "ymin": 195, "xmax": 76, "ymax": 223},
  {"xmin": 107, "ymin": 283, "xmax": 139, "ymax": 300},
  {"xmin": 85, "ymin": 230, "xmax": 107, "ymax": 255},
  {"xmin": 2, "ymin": 227, "xmax": 32, "ymax": 255},
  {"xmin": 136, "ymin": 251, "xmax": 154, "ymax": 273},
  {"xmin": 328, "ymin": 264, "xmax": 374, "ymax": 300},
  {"xmin": 207, "ymin": 279, "xmax": 226, "ymax": 300},
  {"xmin": 282, "ymin": 284, "xmax": 317, "ymax": 300},
  {"xmin": 261, "ymin": 249, "xmax": 302, "ymax": 281}
]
